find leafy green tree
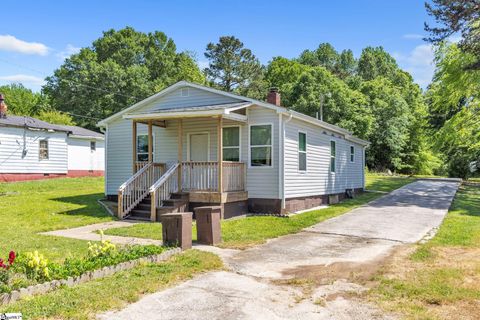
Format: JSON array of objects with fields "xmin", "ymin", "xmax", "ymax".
[
  {"xmin": 43, "ymin": 27, "xmax": 205, "ymax": 129},
  {"xmin": 357, "ymin": 46, "xmax": 398, "ymax": 81},
  {"xmin": 298, "ymin": 44, "xmax": 356, "ymax": 78},
  {"xmin": 290, "ymin": 66, "xmax": 373, "ymax": 138},
  {"xmin": 425, "ymin": 0, "xmax": 480, "ymax": 70},
  {"xmin": 0, "ymin": 84, "xmax": 46, "ymax": 116},
  {"xmin": 36, "ymin": 110, "xmax": 75, "ymax": 125},
  {"xmin": 204, "ymin": 36, "xmax": 264, "ymax": 95}
]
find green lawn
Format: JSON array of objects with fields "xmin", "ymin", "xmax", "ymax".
[
  {"xmin": 371, "ymin": 184, "xmax": 480, "ymax": 319},
  {"xmin": 0, "ymin": 250, "xmax": 222, "ymax": 320},
  {"xmin": 104, "ymin": 174, "xmax": 415, "ymax": 249},
  {"xmin": 0, "ymin": 177, "xmax": 113, "ymax": 262}
]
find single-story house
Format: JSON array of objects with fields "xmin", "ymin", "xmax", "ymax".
[
  {"xmin": 98, "ymin": 81, "xmax": 369, "ymax": 220},
  {"xmin": 0, "ymin": 115, "xmax": 105, "ymax": 182}
]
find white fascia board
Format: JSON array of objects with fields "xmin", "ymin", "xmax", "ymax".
[
  {"xmin": 123, "ymin": 109, "xmax": 225, "ymax": 120},
  {"xmin": 69, "ymin": 134, "xmax": 105, "ymax": 141}
]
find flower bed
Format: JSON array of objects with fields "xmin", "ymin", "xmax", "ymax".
[{"xmin": 0, "ymin": 234, "xmax": 174, "ymax": 302}]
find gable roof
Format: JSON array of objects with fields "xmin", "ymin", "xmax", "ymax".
[
  {"xmin": 0, "ymin": 115, "xmax": 104, "ymax": 139},
  {"xmin": 97, "ymin": 81, "xmax": 369, "ymax": 146}
]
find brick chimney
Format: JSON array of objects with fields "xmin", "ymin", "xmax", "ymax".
[
  {"xmin": 267, "ymin": 88, "xmax": 281, "ymax": 106},
  {"xmin": 0, "ymin": 93, "xmax": 7, "ymax": 119}
]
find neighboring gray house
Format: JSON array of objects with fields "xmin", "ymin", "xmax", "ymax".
[{"xmin": 98, "ymin": 81, "xmax": 368, "ymax": 220}]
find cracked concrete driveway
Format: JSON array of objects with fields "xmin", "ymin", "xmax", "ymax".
[{"xmin": 98, "ymin": 180, "xmax": 459, "ymax": 320}]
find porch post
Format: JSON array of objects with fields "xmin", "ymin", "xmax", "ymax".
[
  {"xmin": 217, "ymin": 116, "xmax": 223, "ymax": 193},
  {"xmin": 177, "ymin": 119, "xmax": 183, "ymax": 192},
  {"xmin": 132, "ymin": 120, "xmax": 137, "ymax": 173},
  {"xmin": 148, "ymin": 120, "xmax": 153, "ymax": 163}
]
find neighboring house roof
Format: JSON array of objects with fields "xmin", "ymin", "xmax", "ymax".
[
  {"xmin": 56, "ymin": 125, "xmax": 104, "ymax": 139},
  {"xmin": 0, "ymin": 115, "xmax": 104, "ymax": 139},
  {"xmin": 97, "ymin": 81, "xmax": 369, "ymax": 146}
]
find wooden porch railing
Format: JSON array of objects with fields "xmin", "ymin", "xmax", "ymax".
[
  {"xmin": 149, "ymin": 162, "xmax": 180, "ymax": 221},
  {"xmin": 117, "ymin": 162, "xmax": 165, "ymax": 218},
  {"xmin": 181, "ymin": 161, "xmax": 245, "ymax": 192}
]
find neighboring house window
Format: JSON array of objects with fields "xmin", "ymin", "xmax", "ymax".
[
  {"xmin": 223, "ymin": 127, "xmax": 240, "ymax": 162},
  {"xmin": 39, "ymin": 140, "xmax": 49, "ymax": 160},
  {"xmin": 137, "ymin": 134, "xmax": 154, "ymax": 161},
  {"xmin": 90, "ymin": 141, "xmax": 96, "ymax": 152},
  {"xmin": 250, "ymin": 124, "xmax": 272, "ymax": 167},
  {"xmin": 350, "ymin": 146, "xmax": 355, "ymax": 163},
  {"xmin": 330, "ymin": 140, "xmax": 336, "ymax": 173},
  {"xmin": 298, "ymin": 132, "xmax": 307, "ymax": 171}
]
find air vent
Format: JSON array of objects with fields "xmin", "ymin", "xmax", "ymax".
[{"xmin": 181, "ymin": 88, "xmax": 189, "ymax": 97}]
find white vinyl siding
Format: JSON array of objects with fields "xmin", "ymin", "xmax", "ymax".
[
  {"xmin": 0, "ymin": 126, "xmax": 68, "ymax": 174},
  {"xmin": 284, "ymin": 117, "xmax": 364, "ymax": 198},
  {"xmin": 67, "ymin": 137, "xmax": 105, "ymax": 171}
]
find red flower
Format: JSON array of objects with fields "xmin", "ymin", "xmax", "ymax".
[
  {"xmin": 0, "ymin": 259, "xmax": 6, "ymax": 269},
  {"xmin": 8, "ymin": 251, "xmax": 15, "ymax": 265}
]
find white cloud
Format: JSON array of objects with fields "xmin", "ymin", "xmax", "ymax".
[
  {"xmin": 56, "ymin": 44, "xmax": 81, "ymax": 61},
  {"xmin": 403, "ymin": 34, "xmax": 424, "ymax": 40},
  {"xmin": 0, "ymin": 35, "xmax": 49, "ymax": 56},
  {"xmin": 394, "ymin": 44, "xmax": 435, "ymax": 89},
  {"xmin": 0, "ymin": 74, "xmax": 45, "ymax": 86}
]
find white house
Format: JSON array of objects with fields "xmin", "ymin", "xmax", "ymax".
[
  {"xmin": 98, "ymin": 81, "xmax": 368, "ymax": 220},
  {"xmin": 0, "ymin": 115, "xmax": 104, "ymax": 182}
]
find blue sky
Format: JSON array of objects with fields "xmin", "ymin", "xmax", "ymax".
[{"xmin": 0, "ymin": 0, "xmax": 435, "ymax": 92}]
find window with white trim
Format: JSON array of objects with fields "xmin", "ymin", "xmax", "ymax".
[
  {"xmin": 350, "ymin": 146, "xmax": 355, "ymax": 163},
  {"xmin": 90, "ymin": 141, "xmax": 96, "ymax": 152},
  {"xmin": 330, "ymin": 140, "xmax": 336, "ymax": 173},
  {"xmin": 298, "ymin": 132, "xmax": 307, "ymax": 171},
  {"xmin": 137, "ymin": 134, "xmax": 154, "ymax": 161},
  {"xmin": 222, "ymin": 127, "xmax": 240, "ymax": 162},
  {"xmin": 250, "ymin": 124, "xmax": 272, "ymax": 167},
  {"xmin": 39, "ymin": 140, "xmax": 49, "ymax": 160}
]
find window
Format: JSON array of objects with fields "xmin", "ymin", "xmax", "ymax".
[
  {"xmin": 90, "ymin": 141, "xmax": 96, "ymax": 152},
  {"xmin": 181, "ymin": 87, "xmax": 189, "ymax": 97},
  {"xmin": 250, "ymin": 124, "xmax": 272, "ymax": 167},
  {"xmin": 39, "ymin": 140, "xmax": 48, "ymax": 160},
  {"xmin": 350, "ymin": 146, "xmax": 355, "ymax": 163},
  {"xmin": 330, "ymin": 140, "xmax": 336, "ymax": 173},
  {"xmin": 223, "ymin": 127, "xmax": 240, "ymax": 162},
  {"xmin": 137, "ymin": 134, "xmax": 154, "ymax": 161},
  {"xmin": 298, "ymin": 132, "xmax": 307, "ymax": 171}
]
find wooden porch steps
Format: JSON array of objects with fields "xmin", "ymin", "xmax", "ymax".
[{"xmin": 126, "ymin": 193, "xmax": 189, "ymax": 221}]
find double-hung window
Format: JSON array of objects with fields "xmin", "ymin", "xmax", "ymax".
[
  {"xmin": 223, "ymin": 126, "xmax": 240, "ymax": 162},
  {"xmin": 350, "ymin": 146, "xmax": 355, "ymax": 163},
  {"xmin": 39, "ymin": 140, "xmax": 49, "ymax": 160},
  {"xmin": 330, "ymin": 140, "xmax": 336, "ymax": 173},
  {"xmin": 298, "ymin": 132, "xmax": 307, "ymax": 171},
  {"xmin": 250, "ymin": 124, "xmax": 272, "ymax": 167},
  {"xmin": 137, "ymin": 134, "xmax": 154, "ymax": 161}
]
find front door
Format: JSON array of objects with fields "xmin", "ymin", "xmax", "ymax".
[{"xmin": 189, "ymin": 133, "xmax": 209, "ymax": 161}]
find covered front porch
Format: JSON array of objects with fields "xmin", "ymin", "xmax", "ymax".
[{"xmin": 118, "ymin": 104, "xmax": 249, "ymax": 221}]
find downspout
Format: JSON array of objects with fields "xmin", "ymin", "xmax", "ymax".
[
  {"xmin": 100, "ymin": 125, "xmax": 107, "ymax": 196},
  {"xmin": 281, "ymin": 112, "xmax": 293, "ymax": 211}
]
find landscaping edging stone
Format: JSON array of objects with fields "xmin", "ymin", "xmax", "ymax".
[{"xmin": 0, "ymin": 247, "xmax": 181, "ymax": 306}]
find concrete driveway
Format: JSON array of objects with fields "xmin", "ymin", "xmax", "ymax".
[{"xmin": 98, "ymin": 180, "xmax": 459, "ymax": 320}]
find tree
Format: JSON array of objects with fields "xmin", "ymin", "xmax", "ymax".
[
  {"xmin": 36, "ymin": 110, "xmax": 75, "ymax": 125},
  {"xmin": 0, "ymin": 84, "xmax": 46, "ymax": 116},
  {"xmin": 204, "ymin": 36, "xmax": 264, "ymax": 94},
  {"xmin": 357, "ymin": 46, "xmax": 398, "ymax": 81},
  {"xmin": 297, "ymin": 44, "xmax": 356, "ymax": 78},
  {"xmin": 43, "ymin": 27, "xmax": 205, "ymax": 129},
  {"xmin": 425, "ymin": 0, "xmax": 480, "ymax": 70}
]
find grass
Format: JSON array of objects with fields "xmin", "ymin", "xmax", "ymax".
[
  {"xmin": 0, "ymin": 177, "xmax": 113, "ymax": 262},
  {"xmin": 371, "ymin": 184, "xmax": 480, "ymax": 319},
  {"xmin": 104, "ymin": 174, "xmax": 415, "ymax": 249},
  {"xmin": 0, "ymin": 250, "xmax": 222, "ymax": 320}
]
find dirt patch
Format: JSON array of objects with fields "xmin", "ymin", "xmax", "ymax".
[{"xmin": 281, "ymin": 245, "xmax": 409, "ymax": 287}]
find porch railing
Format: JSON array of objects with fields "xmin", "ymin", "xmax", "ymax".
[
  {"xmin": 117, "ymin": 162, "xmax": 166, "ymax": 218},
  {"xmin": 222, "ymin": 161, "xmax": 246, "ymax": 192},
  {"xmin": 149, "ymin": 162, "xmax": 180, "ymax": 221},
  {"xmin": 181, "ymin": 161, "xmax": 245, "ymax": 192}
]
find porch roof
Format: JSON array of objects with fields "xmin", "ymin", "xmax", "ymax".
[{"xmin": 123, "ymin": 102, "xmax": 251, "ymax": 122}]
